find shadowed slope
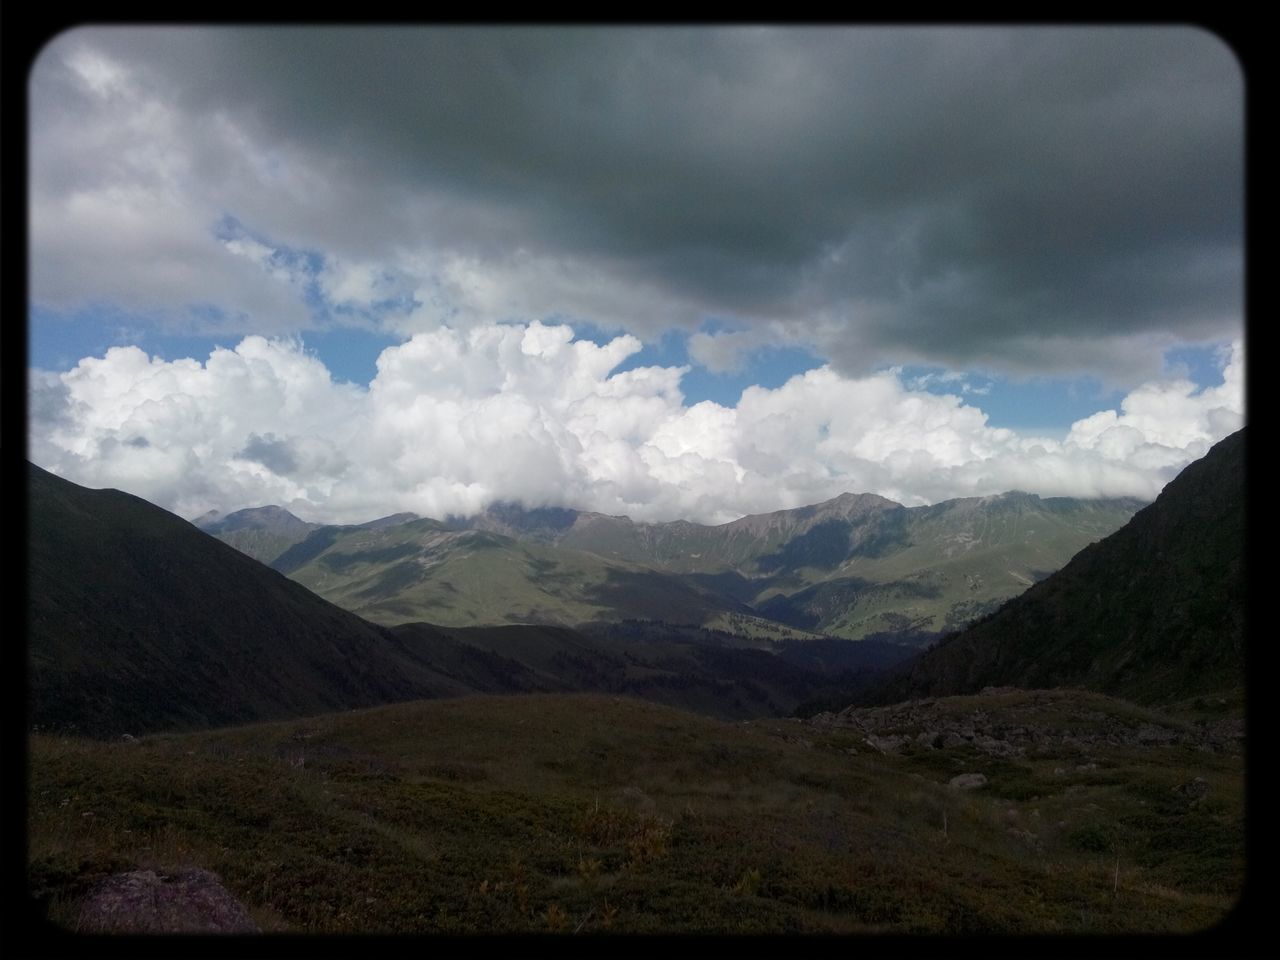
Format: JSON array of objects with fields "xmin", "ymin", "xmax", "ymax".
[
  {"xmin": 864, "ymin": 429, "xmax": 1245, "ymax": 706},
  {"xmin": 28, "ymin": 464, "xmax": 910, "ymax": 734},
  {"xmin": 27, "ymin": 464, "xmax": 482, "ymax": 737}
]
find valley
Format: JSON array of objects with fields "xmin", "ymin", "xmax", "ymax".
[
  {"xmin": 199, "ymin": 488, "xmax": 1143, "ymax": 646},
  {"xmin": 21, "ymin": 24, "xmax": 1247, "ymax": 945},
  {"xmin": 22, "ymin": 429, "xmax": 1247, "ymax": 938}
]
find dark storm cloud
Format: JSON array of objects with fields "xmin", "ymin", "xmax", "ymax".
[{"xmin": 42, "ymin": 25, "xmax": 1242, "ymax": 377}]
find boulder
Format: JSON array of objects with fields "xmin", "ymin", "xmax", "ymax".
[
  {"xmin": 1173, "ymin": 777, "xmax": 1210, "ymax": 803},
  {"xmin": 948, "ymin": 773, "xmax": 988, "ymax": 790},
  {"xmin": 865, "ymin": 734, "xmax": 909, "ymax": 755},
  {"xmin": 1136, "ymin": 724, "xmax": 1179, "ymax": 745},
  {"xmin": 76, "ymin": 868, "xmax": 260, "ymax": 934},
  {"xmin": 974, "ymin": 735, "xmax": 1025, "ymax": 758}
]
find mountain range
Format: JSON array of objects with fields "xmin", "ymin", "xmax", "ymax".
[
  {"xmin": 24, "ymin": 429, "xmax": 1247, "ymax": 937},
  {"xmin": 28, "ymin": 429, "xmax": 1242, "ymax": 736},
  {"xmin": 196, "ymin": 488, "xmax": 1143, "ymax": 646},
  {"xmin": 26, "ymin": 463, "xmax": 910, "ymax": 737}
]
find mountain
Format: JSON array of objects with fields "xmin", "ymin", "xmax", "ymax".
[
  {"xmin": 192, "ymin": 505, "xmax": 321, "ymax": 564},
  {"xmin": 744, "ymin": 491, "xmax": 1145, "ymax": 643},
  {"xmin": 26, "ymin": 463, "xmax": 508, "ymax": 737},
  {"xmin": 554, "ymin": 492, "xmax": 906, "ymax": 573},
  {"xmin": 269, "ymin": 519, "xmax": 755, "ymax": 629},
  {"xmin": 451, "ymin": 500, "xmax": 579, "ymax": 542},
  {"xmin": 192, "ymin": 506, "xmax": 423, "ymax": 564},
  {"xmin": 28, "ymin": 464, "xmax": 905, "ymax": 735},
  {"xmin": 862, "ymin": 428, "xmax": 1245, "ymax": 706},
  {"xmin": 207, "ymin": 489, "xmax": 1141, "ymax": 643}
]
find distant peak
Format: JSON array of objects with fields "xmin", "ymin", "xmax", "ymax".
[
  {"xmin": 814, "ymin": 491, "xmax": 903, "ymax": 513},
  {"xmin": 197, "ymin": 504, "xmax": 314, "ymax": 534}
]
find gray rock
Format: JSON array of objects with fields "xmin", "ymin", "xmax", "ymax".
[
  {"xmin": 1173, "ymin": 777, "xmax": 1210, "ymax": 802},
  {"xmin": 616, "ymin": 785, "xmax": 657, "ymax": 814},
  {"xmin": 976, "ymin": 737, "xmax": 1024, "ymax": 758},
  {"xmin": 76, "ymin": 868, "xmax": 260, "ymax": 934},
  {"xmin": 1136, "ymin": 724, "xmax": 1179, "ymax": 745},
  {"xmin": 1007, "ymin": 827, "xmax": 1040, "ymax": 846},
  {"xmin": 865, "ymin": 734, "xmax": 909, "ymax": 755},
  {"xmin": 949, "ymin": 773, "xmax": 988, "ymax": 790}
]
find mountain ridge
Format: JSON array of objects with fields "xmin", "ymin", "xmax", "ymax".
[
  {"xmin": 204, "ymin": 487, "xmax": 1141, "ymax": 641},
  {"xmin": 858, "ymin": 428, "xmax": 1245, "ymax": 705},
  {"xmin": 29, "ymin": 463, "xmax": 911, "ymax": 736}
]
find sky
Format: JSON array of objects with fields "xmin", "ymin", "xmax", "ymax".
[{"xmin": 27, "ymin": 26, "xmax": 1246, "ymax": 525}]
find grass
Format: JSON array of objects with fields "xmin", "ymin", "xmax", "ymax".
[
  {"xmin": 249, "ymin": 486, "xmax": 1139, "ymax": 646},
  {"xmin": 27, "ymin": 691, "xmax": 1243, "ymax": 934}
]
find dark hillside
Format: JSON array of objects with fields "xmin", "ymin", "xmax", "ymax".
[
  {"xmin": 864, "ymin": 429, "xmax": 1245, "ymax": 706},
  {"xmin": 27, "ymin": 464, "xmax": 889, "ymax": 735},
  {"xmin": 27, "ymin": 464, "xmax": 479, "ymax": 737}
]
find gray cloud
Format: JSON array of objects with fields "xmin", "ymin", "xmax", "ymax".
[
  {"xmin": 32, "ymin": 26, "xmax": 1242, "ymax": 381},
  {"xmin": 238, "ymin": 432, "xmax": 299, "ymax": 476}
]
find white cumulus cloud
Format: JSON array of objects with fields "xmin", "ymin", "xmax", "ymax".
[{"xmin": 29, "ymin": 326, "xmax": 1245, "ymax": 526}]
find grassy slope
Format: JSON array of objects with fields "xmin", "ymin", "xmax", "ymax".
[
  {"xmin": 392, "ymin": 621, "xmax": 847, "ymax": 721},
  {"xmin": 27, "ymin": 464, "xmax": 497, "ymax": 738},
  {"xmin": 28, "ymin": 690, "xmax": 1243, "ymax": 935},
  {"xmin": 279, "ymin": 521, "xmax": 747, "ymax": 629},
  {"xmin": 754, "ymin": 495, "xmax": 1143, "ymax": 641},
  {"xmin": 208, "ymin": 528, "xmax": 312, "ymax": 566},
  {"xmin": 194, "ymin": 506, "xmax": 320, "ymax": 564},
  {"xmin": 28, "ymin": 461, "xmax": 919, "ymax": 734},
  {"xmin": 868, "ymin": 429, "xmax": 1245, "ymax": 706},
  {"xmin": 254, "ymin": 493, "xmax": 1139, "ymax": 643}
]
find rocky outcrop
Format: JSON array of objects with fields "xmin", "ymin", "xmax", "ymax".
[
  {"xmin": 807, "ymin": 688, "xmax": 1242, "ymax": 758},
  {"xmin": 76, "ymin": 868, "xmax": 260, "ymax": 934}
]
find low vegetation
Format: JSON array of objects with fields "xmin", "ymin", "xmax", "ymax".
[{"xmin": 28, "ymin": 691, "xmax": 1243, "ymax": 935}]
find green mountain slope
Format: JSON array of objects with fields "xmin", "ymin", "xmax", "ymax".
[
  {"xmin": 864, "ymin": 429, "xmax": 1245, "ymax": 705},
  {"xmin": 751, "ymin": 492, "xmax": 1147, "ymax": 643},
  {"xmin": 251, "ymin": 491, "xmax": 1139, "ymax": 642},
  {"xmin": 555, "ymin": 492, "xmax": 905, "ymax": 573},
  {"xmin": 31, "ymin": 464, "xmax": 900, "ymax": 733},
  {"xmin": 192, "ymin": 505, "xmax": 321, "ymax": 564},
  {"xmin": 273, "ymin": 520, "xmax": 750, "ymax": 629}
]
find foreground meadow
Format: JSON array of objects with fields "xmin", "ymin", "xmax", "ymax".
[{"xmin": 28, "ymin": 691, "xmax": 1244, "ymax": 935}]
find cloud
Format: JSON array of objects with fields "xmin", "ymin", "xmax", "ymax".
[
  {"xmin": 238, "ymin": 433, "xmax": 299, "ymax": 476},
  {"xmin": 29, "ymin": 324, "xmax": 1245, "ymax": 525},
  {"xmin": 30, "ymin": 38, "xmax": 316, "ymax": 331},
  {"xmin": 29, "ymin": 337, "xmax": 365, "ymax": 517},
  {"xmin": 686, "ymin": 328, "xmax": 774, "ymax": 374},
  {"xmin": 29, "ymin": 26, "xmax": 1242, "ymax": 381},
  {"xmin": 1065, "ymin": 339, "xmax": 1244, "ymax": 464}
]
